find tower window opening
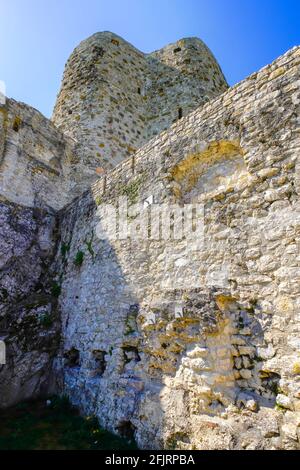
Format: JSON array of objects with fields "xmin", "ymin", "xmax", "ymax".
[{"xmin": 178, "ymin": 107, "xmax": 183, "ymax": 120}]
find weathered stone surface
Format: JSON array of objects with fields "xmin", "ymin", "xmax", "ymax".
[{"xmin": 0, "ymin": 200, "xmax": 60, "ymax": 406}]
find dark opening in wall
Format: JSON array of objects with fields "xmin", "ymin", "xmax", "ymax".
[
  {"xmin": 64, "ymin": 347, "xmax": 80, "ymax": 368},
  {"xmin": 92, "ymin": 349, "xmax": 107, "ymax": 376},
  {"xmin": 116, "ymin": 420, "xmax": 136, "ymax": 441},
  {"xmin": 137, "ymin": 87, "xmax": 141, "ymax": 95},
  {"xmin": 174, "ymin": 47, "xmax": 182, "ymax": 54},
  {"xmin": 261, "ymin": 372, "xmax": 281, "ymax": 400},
  {"xmin": 178, "ymin": 107, "xmax": 183, "ymax": 119},
  {"xmin": 68, "ymin": 109, "xmax": 73, "ymax": 115},
  {"xmin": 123, "ymin": 346, "xmax": 140, "ymax": 365},
  {"xmin": 93, "ymin": 45, "xmax": 105, "ymax": 57},
  {"xmin": 111, "ymin": 38, "xmax": 120, "ymax": 46}
]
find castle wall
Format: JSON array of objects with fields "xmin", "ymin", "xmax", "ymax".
[
  {"xmin": 0, "ymin": 32, "xmax": 228, "ymax": 414},
  {"xmin": 0, "ymin": 98, "xmax": 80, "ymax": 405},
  {"xmin": 0, "ymin": 98, "xmax": 97, "ymax": 212},
  {"xmin": 55, "ymin": 46, "xmax": 300, "ymax": 449},
  {"xmin": 145, "ymin": 38, "xmax": 227, "ymax": 138}
]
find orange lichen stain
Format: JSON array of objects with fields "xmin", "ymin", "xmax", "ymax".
[
  {"xmin": 170, "ymin": 140, "xmax": 244, "ymax": 195},
  {"xmin": 215, "ymin": 295, "xmax": 238, "ymax": 313},
  {"xmin": 0, "ymin": 107, "xmax": 7, "ymax": 117},
  {"xmin": 96, "ymin": 167, "xmax": 105, "ymax": 175}
]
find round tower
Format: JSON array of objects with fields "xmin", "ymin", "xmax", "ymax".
[
  {"xmin": 146, "ymin": 37, "xmax": 228, "ymax": 137},
  {"xmin": 52, "ymin": 32, "xmax": 228, "ymax": 174}
]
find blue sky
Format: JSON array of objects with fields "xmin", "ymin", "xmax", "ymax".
[{"xmin": 0, "ymin": 0, "xmax": 299, "ymax": 117}]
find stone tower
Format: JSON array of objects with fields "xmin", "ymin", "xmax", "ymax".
[{"xmin": 52, "ymin": 32, "xmax": 228, "ymax": 174}]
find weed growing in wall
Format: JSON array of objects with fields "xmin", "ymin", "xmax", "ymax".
[
  {"xmin": 74, "ymin": 251, "xmax": 84, "ymax": 267},
  {"xmin": 61, "ymin": 242, "xmax": 70, "ymax": 258},
  {"xmin": 84, "ymin": 233, "xmax": 95, "ymax": 260},
  {"xmin": 51, "ymin": 282, "xmax": 61, "ymax": 298}
]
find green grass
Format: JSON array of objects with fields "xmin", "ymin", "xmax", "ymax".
[{"xmin": 0, "ymin": 396, "xmax": 137, "ymax": 450}]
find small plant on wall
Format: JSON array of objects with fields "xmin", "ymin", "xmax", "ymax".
[
  {"xmin": 74, "ymin": 250, "xmax": 84, "ymax": 267},
  {"xmin": 61, "ymin": 242, "xmax": 70, "ymax": 258},
  {"xmin": 51, "ymin": 282, "xmax": 61, "ymax": 298}
]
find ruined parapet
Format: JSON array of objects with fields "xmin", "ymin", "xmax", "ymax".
[{"xmin": 52, "ymin": 32, "xmax": 227, "ymax": 173}]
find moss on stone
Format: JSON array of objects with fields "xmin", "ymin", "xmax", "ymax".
[
  {"xmin": 39, "ymin": 313, "xmax": 53, "ymax": 328},
  {"xmin": 120, "ymin": 175, "xmax": 145, "ymax": 205}
]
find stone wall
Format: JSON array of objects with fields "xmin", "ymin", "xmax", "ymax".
[
  {"xmin": 54, "ymin": 46, "xmax": 300, "ymax": 449},
  {"xmin": 0, "ymin": 97, "xmax": 97, "ymax": 211},
  {"xmin": 52, "ymin": 32, "xmax": 227, "ymax": 173},
  {"xmin": 0, "ymin": 31, "xmax": 227, "ymax": 413},
  {"xmin": 0, "ymin": 199, "xmax": 60, "ymax": 407},
  {"xmin": 0, "ymin": 98, "xmax": 67, "ymax": 405}
]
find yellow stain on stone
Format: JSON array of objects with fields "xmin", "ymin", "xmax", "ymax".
[
  {"xmin": 0, "ymin": 107, "xmax": 8, "ymax": 118},
  {"xmin": 170, "ymin": 140, "xmax": 243, "ymax": 196},
  {"xmin": 127, "ymin": 145, "xmax": 137, "ymax": 154},
  {"xmin": 292, "ymin": 362, "xmax": 300, "ymax": 375},
  {"xmin": 269, "ymin": 67, "xmax": 286, "ymax": 81},
  {"xmin": 0, "ymin": 107, "xmax": 8, "ymax": 134},
  {"xmin": 275, "ymin": 296, "xmax": 294, "ymax": 314}
]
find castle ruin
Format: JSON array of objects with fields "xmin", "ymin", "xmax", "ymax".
[{"xmin": 0, "ymin": 32, "xmax": 300, "ymax": 450}]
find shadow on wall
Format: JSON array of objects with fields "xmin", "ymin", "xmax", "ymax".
[
  {"xmin": 53, "ymin": 181, "xmax": 280, "ymax": 450},
  {"xmin": 53, "ymin": 192, "xmax": 166, "ymax": 447},
  {"xmin": 0, "ymin": 200, "xmax": 60, "ymax": 407}
]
